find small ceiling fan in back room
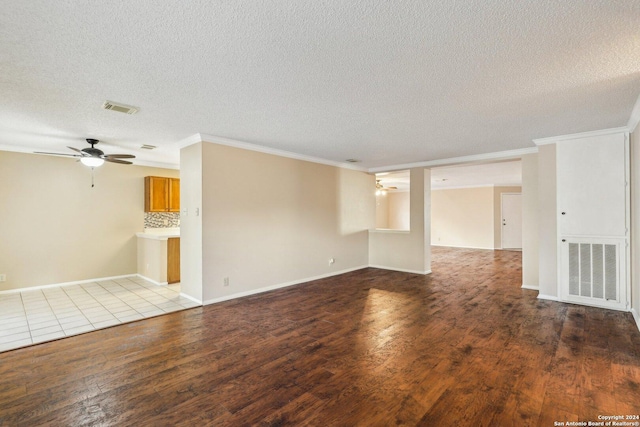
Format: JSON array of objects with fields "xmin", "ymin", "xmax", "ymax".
[{"xmin": 35, "ymin": 138, "xmax": 136, "ymax": 187}]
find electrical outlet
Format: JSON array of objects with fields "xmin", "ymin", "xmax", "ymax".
[
  {"xmin": 328, "ymin": 258, "xmax": 335, "ymax": 265},
  {"xmin": 0, "ymin": 274, "xmax": 6, "ymax": 282},
  {"xmin": 223, "ymin": 277, "xmax": 229, "ymax": 287}
]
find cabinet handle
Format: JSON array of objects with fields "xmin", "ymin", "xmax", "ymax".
[
  {"xmin": 561, "ymin": 212, "xmax": 566, "ymax": 215},
  {"xmin": 562, "ymin": 239, "xmax": 566, "ymax": 242}
]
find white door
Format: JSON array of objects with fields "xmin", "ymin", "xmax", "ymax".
[
  {"xmin": 556, "ymin": 132, "xmax": 629, "ymax": 311},
  {"xmin": 501, "ymin": 193, "xmax": 522, "ymax": 249}
]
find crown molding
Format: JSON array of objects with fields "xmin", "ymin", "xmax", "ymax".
[
  {"xmin": 367, "ymin": 147, "xmax": 537, "ymax": 173},
  {"xmin": 628, "ymin": 92, "xmax": 640, "ymax": 134},
  {"xmin": 533, "ymin": 126, "xmax": 629, "ymax": 146},
  {"xmin": 131, "ymin": 159, "xmax": 179, "ymax": 170},
  {"xmin": 180, "ymin": 133, "xmax": 368, "ymax": 171}
]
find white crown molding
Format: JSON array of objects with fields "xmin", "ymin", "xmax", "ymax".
[
  {"xmin": 367, "ymin": 147, "xmax": 537, "ymax": 173},
  {"xmin": 132, "ymin": 159, "xmax": 179, "ymax": 170},
  {"xmin": 533, "ymin": 126, "xmax": 629, "ymax": 146},
  {"xmin": 1, "ymin": 145, "xmax": 179, "ymax": 170},
  {"xmin": 180, "ymin": 133, "xmax": 368, "ymax": 172},
  {"xmin": 431, "ymin": 183, "xmax": 521, "ymax": 190},
  {"xmin": 0, "ymin": 144, "xmax": 36, "ymax": 154},
  {"xmin": 628, "ymin": 93, "xmax": 640, "ymax": 133}
]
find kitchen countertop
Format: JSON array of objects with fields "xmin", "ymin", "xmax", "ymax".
[{"xmin": 136, "ymin": 228, "xmax": 180, "ymax": 240}]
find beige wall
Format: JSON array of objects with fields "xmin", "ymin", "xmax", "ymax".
[
  {"xmin": 388, "ymin": 192, "xmax": 410, "ymax": 230},
  {"xmin": 631, "ymin": 129, "xmax": 640, "ymax": 322},
  {"xmin": 369, "ymin": 168, "xmax": 431, "ymax": 274},
  {"xmin": 375, "ymin": 193, "xmax": 389, "ymax": 228},
  {"xmin": 537, "ymin": 144, "xmax": 558, "ymax": 298},
  {"xmin": 195, "ymin": 142, "xmax": 374, "ymax": 303},
  {"xmin": 431, "ymin": 186, "xmax": 495, "ymax": 249},
  {"xmin": 0, "ymin": 150, "xmax": 179, "ymax": 291},
  {"xmin": 137, "ymin": 237, "xmax": 168, "ymax": 284},
  {"xmin": 521, "ymin": 153, "xmax": 539, "ymax": 289},
  {"xmin": 376, "ymin": 192, "xmax": 409, "ymax": 230},
  {"xmin": 493, "ymin": 186, "xmax": 523, "ymax": 249}
]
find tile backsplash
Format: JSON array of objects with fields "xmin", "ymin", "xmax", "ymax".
[{"xmin": 145, "ymin": 212, "xmax": 180, "ymax": 229}]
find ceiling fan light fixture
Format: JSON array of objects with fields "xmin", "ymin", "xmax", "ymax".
[{"xmin": 81, "ymin": 157, "xmax": 105, "ymax": 167}]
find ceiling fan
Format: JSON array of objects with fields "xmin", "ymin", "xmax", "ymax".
[
  {"xmin": 35, "ymin": 138, "xmax": 135, "ymax": 167},
  {"xmin": 376, "ymin": 179, "xmax": 397, "ymax": 195}
]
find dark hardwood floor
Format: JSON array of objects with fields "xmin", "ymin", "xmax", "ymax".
[{"xmin": 1, "ymin": 247, "xmax": 639, "ymax": 426}]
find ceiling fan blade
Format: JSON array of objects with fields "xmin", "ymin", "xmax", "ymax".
[
  {"xmin": 105, "ymin": 154, "xmax": 136, "ymax": 159},
  {"xmin": 105, "ymin": 158, "xmax": 133, "ymax": 165},
  {"xmin": 34, "ymin": 151, "xmax": 81, "ymax": 158},
  {"xmin": 67, "ymin": 146, "xmax": 89, "ymax": 156}
]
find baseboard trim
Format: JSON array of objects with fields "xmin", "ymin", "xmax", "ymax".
[
  {"xmin": 521, "ymin": 285, "xmax": 539, "ymax": 291},
  {"xmin": 0, "ymin": 274, "xmax": 137, "ymax": 295},
  {"xmin": 537, "ymin": 294, "xmax": 560, "ymax": 302},
  {"xmin": 431, "ymin": 244, "xmax": 495, "ymax": 250},
  {"xmin": 179, "ymin": 292, "xmax": 203, "ymax": 305},
  {"xmin": 136, "ymin": 274, "xmax": 168, "ymax": 286},
  {"xmin": 632, "ymin": 308, "xmax": 640, "ymax": 332},
  {"xmin": 203, "ymin": 265, "xmax": 369, "ymax": 305},
  {"xmin": 368, "ymin": 265, "xmax": 432, "ymax": 275}
]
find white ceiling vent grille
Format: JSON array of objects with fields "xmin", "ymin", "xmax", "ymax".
[{"xmin": 102, "ymin": 100, "xmax": 139, "ymax": 115}]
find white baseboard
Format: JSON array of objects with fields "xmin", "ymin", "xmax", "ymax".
[
  {"xmin": 368, "ymin": 265, "xmax": 432, "ymax": 275},
  {"xmin": 521, "ymin": 285, "xmax": 539, "ymax": 291},
  {"xmin": 179, "ymin": 292, "xmax": 202, "ymax": 305},
  {"xmin": 136, "ymin": 274, "xmax": 168, "ymax": 286},
  {"xmin": 537, "ymin": 294, "xmax": 560, "ymax": 302},
  {"xmin": 204, "ymin": 265, "xmax": 368, "ymax": 305},
  {"xmin": 431, "ymin": 244, "xmax": 495, "ymax": 250},
  {"xmin": 632, "ymin": 308, "xmax": 640, "ymax": 332},
  {"xmin": 0, "ymin": 274, "xmax": 137, "ymax": 295}
]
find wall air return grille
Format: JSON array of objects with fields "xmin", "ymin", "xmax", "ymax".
[
  {"xmin": 568, "ymin": 242, "xmax": 618, "ymax": 301},
  {"xmin": 102, "ymin": 100, "xmax": 139, "ymax": 115}
]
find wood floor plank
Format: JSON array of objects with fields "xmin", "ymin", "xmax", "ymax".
[{"xmin": 1, "ymin": 247, "xmax": 640, "ymax": 426}]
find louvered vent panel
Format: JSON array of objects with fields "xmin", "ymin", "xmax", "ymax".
[
  {"xmin": 580, "ymin": 243, "xmax": 591, "ymax": 297},
  {"xmin": 605, "ymin": 245, "xmax": 617, "ymax": 300},
  {"xmin": 567, "ymin": 242, "xmax": 618, "ymax": 301},
  {"xmin": 569, "ymin": 243, "xmax": 579, "ymax": 296},
  {"xmin": 592, "ymin": 244, "xmax": 604, "ymax": 299}
]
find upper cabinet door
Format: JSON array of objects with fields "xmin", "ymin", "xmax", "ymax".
[
  {"xmin": 556, "ymin": 132, "xmax": 627, "ymax": 238},
  {"xmin": 145, "ymin": 176, "xmax": 180, "ymax": 212},
  {"xmin": 169, "ymin": 178, "xmax": 180, "ymax": 212}
]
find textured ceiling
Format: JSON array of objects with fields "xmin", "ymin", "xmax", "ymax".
[{"xmin": 1, "ymin": 1, "xmax": 639, "ymax": 169}]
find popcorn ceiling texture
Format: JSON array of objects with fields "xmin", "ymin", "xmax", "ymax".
[
  {"xmin": 144, "ymin": 212, "xmax": 180, "ymax": 229},
  {"xmin": 0, "ymin": 1, "xmax": 639, "ymax": 169}
]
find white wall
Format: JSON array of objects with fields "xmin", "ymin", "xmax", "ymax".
[
  {"xmin": 631, "ymin": 128, "xmax": 640, "ymax": 325},
  {"xmin": 521, "ymin": 153, "xmax": 539, "ymax": 290},
  {"xmin": 537, "ymin": 144, "xmax": 558, "ymax": 299},
  {"xmin": 193, "ymin": 141, "xmax": 374, "ymax": 304},
  {"xmin": 179, "ymin": 143, "xmax": 204, "ymax": 302},
  {"xmin": 369, "ymin": 168, "xmax": 431, "ymax": 274},
  {"xmin": 0, "ymin": 150, "xmax": 179, "ymax": 291}
]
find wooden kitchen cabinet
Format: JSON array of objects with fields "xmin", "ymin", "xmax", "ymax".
[
  {"xmin": 145, "ymin": 176, "xmax": 180, "ymax": 212},
  {"xmin": 167, "ymin": 237, "xmax": 180, "ymax": 284}
]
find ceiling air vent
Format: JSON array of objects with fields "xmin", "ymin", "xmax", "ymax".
[
  {"xmin": 141, "ymin": 144, "xmax": 157, "ymax": 150},
  {"xmin": 102, "ymin": 100, "xmax": 139, "ymax": 115}
]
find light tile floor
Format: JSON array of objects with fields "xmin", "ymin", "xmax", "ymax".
[{"xmin": 0, "ymin": 277, "xmax": 200, "ymax": 353}]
